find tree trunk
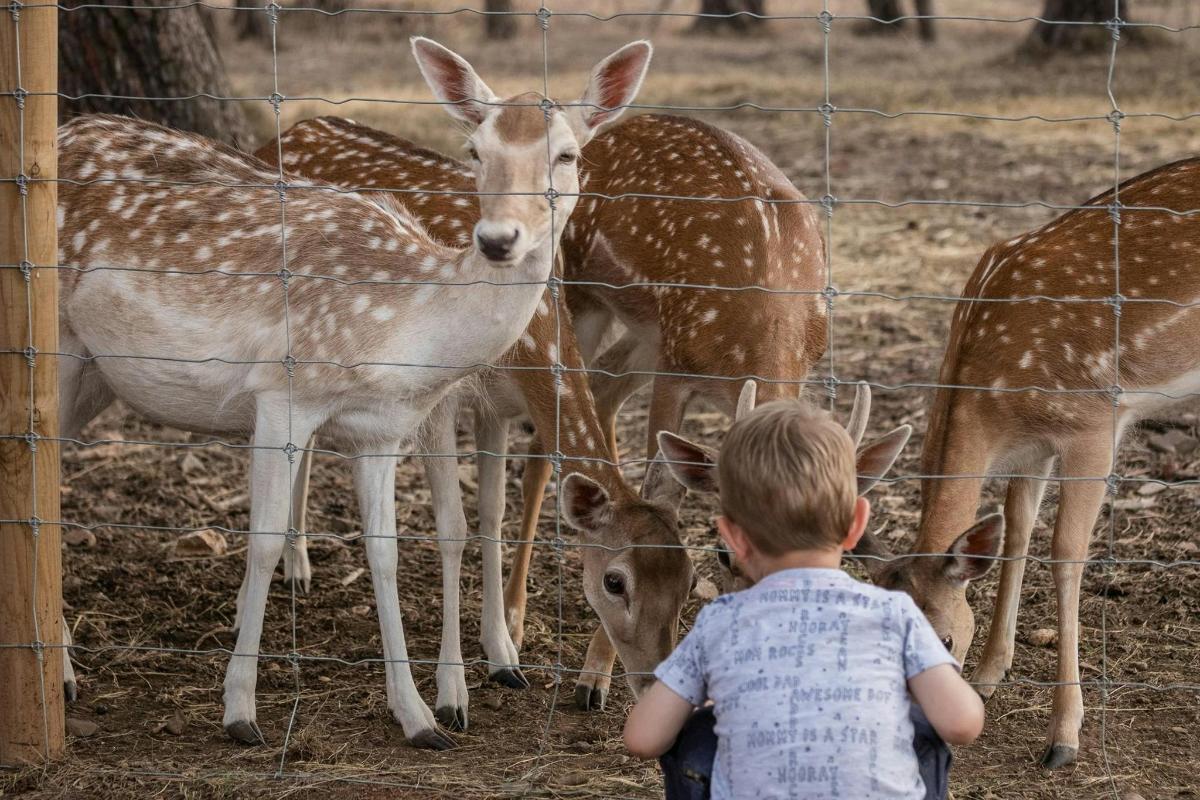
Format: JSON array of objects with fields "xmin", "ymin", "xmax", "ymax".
[
  {"xmin": 1025, "ymin": 0, "xmax": 1137, "ymax": 52},
  {"xmin": 859, "ymin": 0, "xmax": 936, "ymax": 41},
  {"xmin": 234, "ymin": 0, "xmax": 270, "ymax": 43},
  {"xmin": 690, "ymin": 0, "xmax": 766, "ymax": 34},
  {"xmin": 485, "ymin": 0, "xmax": 518, "ymax": 40},
  {"xmin": 59, "ymin": 0, "xmax": 253, "ymax": 148}
]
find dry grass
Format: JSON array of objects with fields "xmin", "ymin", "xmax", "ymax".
[{"xmin": 6, "ymin": 2, "xmax": 1200, "ymax": 798}]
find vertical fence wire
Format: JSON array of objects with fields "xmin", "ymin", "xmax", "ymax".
[{"xmin": 1100, "ymin": 0, "xmax": 1124, "ymax": 795}]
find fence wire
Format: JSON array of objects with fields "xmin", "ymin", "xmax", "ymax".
[{"xmin": 2, "ymin": 3, "xmax": 1199, "ymax": 798}]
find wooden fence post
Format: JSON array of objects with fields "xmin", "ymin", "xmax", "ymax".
[{"xmin": 0, "ymin": 0, "xmax": 63, "ymax": 765}]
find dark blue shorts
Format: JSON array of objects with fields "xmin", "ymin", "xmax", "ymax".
[{"xmin": 658, "ymin": 706, "xmax": 951, "ymax": 800}]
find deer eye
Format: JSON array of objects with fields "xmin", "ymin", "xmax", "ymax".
[
  {"xmin": 716, "ymin": 549, "xmax": 732, "ymax": 570},
  {"xmin": 603, "ymin": 571, "xmax": 626, "ymax": 596},
  {"xmin": 557, "ymin": 150, "xmax": 578, "ymax": 165},
  {"xmin": 940, "ymin": 636, "xmax": 953, "ymax": 652},
  {"xmin": 467, "ymin": 145, "xmax": 480, "ymax": 162}
]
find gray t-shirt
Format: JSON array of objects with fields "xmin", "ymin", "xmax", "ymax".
[{"xmin": 655, "ymin": 567, "xmax": 957, "ymax": 800}]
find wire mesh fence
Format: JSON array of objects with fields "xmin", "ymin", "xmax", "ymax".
[{"xmin": 3, "ymin": 1, "xmax": 1200, "ymax": 797}]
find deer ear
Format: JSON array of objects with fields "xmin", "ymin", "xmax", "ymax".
[
  {"xmin": 641, "ymin": 450, "xmax": 688, "ymax": 509},
  {"xmin": 560, "ymin": 473, "xmax": 612, "ymax": 534},
  {"xmin": 410, "ymin": 37, "xmax": 498, "ymax": 126},
  {"xmin": 855, "ymin": 425, "xmax": 911, "ymax": 495},
  {"xmin": 570, "ymin": 40, "xmax": 652, "ymax": 140},
  {"xmin": 654, "ymin": 431, "xmax": 719, "ymax": 496},
  {"xmin": 944, "ymin": 514, "xmax": 1005, "ymax": 583},
  {"xmin": 850, "ymin": 523, "xmax": 896, "ymax": 580}
]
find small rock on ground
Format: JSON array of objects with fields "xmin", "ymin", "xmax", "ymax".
[{"xmin": 66, "ymin": 717, "xmax": 98, "ymax": 738}]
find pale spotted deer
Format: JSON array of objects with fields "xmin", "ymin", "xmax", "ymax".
[
  {"xmin": 857, "ymin": 157, "xmax": 1200, "ymax": 767},
  {"xmin": 55, "ymin": 36, "xmax": 649, "ymax": 749},
  {"xmin": 261, "ymin": 111, "xmax": 828, "ymax": 709},
  {"xmin": 257, "ymin": 43, "xmax": 697, "ymax": 727}
]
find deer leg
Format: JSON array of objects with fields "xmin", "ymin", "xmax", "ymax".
[
  {"xmin": 282, "ymin": 436, "xmax": 315, "ymax": 594},
  {"xmin": 359, "ymin": 444, "xmax": 455, "ymax": 750},
  {"xmin": 645, "ymin": 372, "xmax": 689, "ymax": 459},
  {"xmin": 1041, "ymin": 436, "xmax": 1111, "ymax": 769},
  {"xmin": 589, "ymin": 331, "xmax": 657, "ymax": 462},
  {"xmin": 575, "ymin": 626, "xmax": 618, "ymax": 711},
  {"xmin": 420, "ymin": 407, "xmax": 471, "ymax": 732},
  {"xmin": 474, "ymin": 412, "xmax": 528, "ymax": 690},
  {"xmin": 236, "ymin": 436, "xmax": 314, "ymax": 632},
  {"xmin": 502, "ymin": 433, "xmax": 551, "ymax": 651},
  {"xmin": 62, "ymin": 616, "xmax": 77, "ymax": 703},
  {"xmin": 223, "ymin": 398, "xmax": 319, "ymax": 746},
  {"xmin": 974, "ymin": 457, "xmax": 1053, "ymax": 700}
]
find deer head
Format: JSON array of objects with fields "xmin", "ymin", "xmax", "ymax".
[
  {"xmin": 557, "ymin": 468, "xmax": 696, "ymax": 697},
  {"xmin": 855, "ymin": 514, "xmax": 1005, "ymax": 659},
  {"xmin": 655, "ymin": 382, "xmax": 913, "ymax": 594},
  {"xmin": 412, "ymin": 37, "xmax": 651, "ymax": 265}
]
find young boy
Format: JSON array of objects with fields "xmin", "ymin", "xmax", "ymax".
[{"xmin": 624, "ymin": 401, "xmax": 984, "ymax": 799}]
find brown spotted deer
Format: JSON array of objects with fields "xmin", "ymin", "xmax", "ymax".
[
  {"xmin": 258, "ymin": 42, "xmax": 697, "ymax": 727},
  {"xmin": 856, "ymin": 157, "xmax": 1200, "ymax": 768},
  {"xmin": 260, "ymin": 110, "xmax": 828, "ymax": 709},
  {"xmin": 54, "ymin": 36, "xmax": 650, "ymax": 750}
]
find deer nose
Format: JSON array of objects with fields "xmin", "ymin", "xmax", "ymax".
[{"xmin": 475, "ymin": 223, "xmax": 521, "ymax": 262}]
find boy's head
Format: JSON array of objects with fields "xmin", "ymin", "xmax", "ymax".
[{"xmin": 717, "ymin": 400, "xmax": 859, "ymax": 556}]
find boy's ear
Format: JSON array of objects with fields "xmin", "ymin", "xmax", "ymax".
[
  {"xmin": 841, "ymin": 496, "xmax": 872, "ymax": 551},
  {"xmin": 653, "ymin": 431, "xmax": 719, "ymax": 495}
]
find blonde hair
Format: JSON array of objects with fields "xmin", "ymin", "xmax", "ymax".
[{"xmin": 718, "ymin": 400, "xmax": 857, "ymax": 555}]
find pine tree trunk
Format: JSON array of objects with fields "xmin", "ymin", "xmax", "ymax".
[
  {"xmin": 59, "ymin": 0, "xmax": 253, "ymax": 148},
  {"xmin": 1026, "ymin": 0, "xmax": 1136, "ymax": 51},
  {"xmin": 690, "ymin": 0, "xmax": 766, "ymax": 34},
  {"xmin": 485, "ymin": 0, "xmax": 518, "ymax": 40}
]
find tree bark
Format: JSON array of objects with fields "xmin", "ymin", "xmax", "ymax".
[
  {"xmin": 59, "ymin": 0, "xmax": 252, "ymax": 148},
  {"xmin": 234, "ymin": 0, "xmax": 270, "ymax": 43},
  {"xmin": 690, "ymin": 0, "xmax": 766, "ymax": 34},
  {"xmin": 1026, "ymin": 0, "xmax": 1136, "ymax": 52},
  {"xmin": 485, "ymin": 0, "xmax": 518, "ymax": 40}
]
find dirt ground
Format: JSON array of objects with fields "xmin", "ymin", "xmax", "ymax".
[{"xmin": 6, "ymin": 1, "xmax": 1200, "ymax": 798}]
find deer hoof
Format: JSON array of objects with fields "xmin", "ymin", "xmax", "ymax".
[
  {"xmin": 1040, "ymin": 744, "xmax": 1077, "ymax": 769},
  {"xmin": 225, "ymin": 719, "xmax": 266, "ymax": 746},
  {"xmin": 411, "ymin": 727, "xmax": 457, "ymax": 751},
  {"xmin": 434, "ymin": 705, "xmax": 468, "ymax": 732},
  {"xmin": 489, "ymin": 667, "xmax": 530, "ymax": 690},
  {"xmin": 284, "ymin": 576, "xmax": 311, "ymax": 595},
  {"xmin": 574, "ymin": 683, "xmax": 607, "ymax": 712}
]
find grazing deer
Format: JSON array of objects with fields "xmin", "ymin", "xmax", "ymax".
[
  {"xmin": 856, "ymin": 157, "xmax": 1200, "ymax": 768},
  {"xmin": 650, "ymin": 381, "xmax": 913, "ymax": 593},
  {"xmin": 261, "ymin": 110, "xmax": 828, "ymax": 708},
  {"xmin": 257, "ymin": 43, "xmax": 693, "ymax": 727},
  {"xmin": 54, "ymin": 35, "xmax": 648, "ymax": 749}
]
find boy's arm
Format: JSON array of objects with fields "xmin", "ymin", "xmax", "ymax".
[
  {"xmin": 623, "ymin": 680, "xmax": 696, "ymax": 759},
  {"xmin": 907, "ymin": 664, "xmax": 985, "ymax": 746}
]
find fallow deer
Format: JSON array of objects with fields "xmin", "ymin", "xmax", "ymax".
[
  {"xmin": 857, "ymin": 157, "xmax": 1200, "ymax": 768},
  {"xmin": 260, "ymin": 110, "xmax": 828, "ymax": 709},
  {"xmin": 55, "ymin": 35, "xmax": 648, "ymax": 749},
  {"xmin": 256, "ymin": 43, "xmax": 694, "ymax": 727}
]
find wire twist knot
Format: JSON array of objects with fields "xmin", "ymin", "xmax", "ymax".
[
  {"xmin": 536, "ymin": 6, "xmax": 551, "ymax": 30},
  {"xmin": 817, "ymin": 9, "xmax": 833, "ymax": 33}
]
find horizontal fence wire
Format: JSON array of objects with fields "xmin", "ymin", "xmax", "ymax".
[{"xmin": 2, "ymin": 3, "xmax": 1198, "ymax": 797}]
